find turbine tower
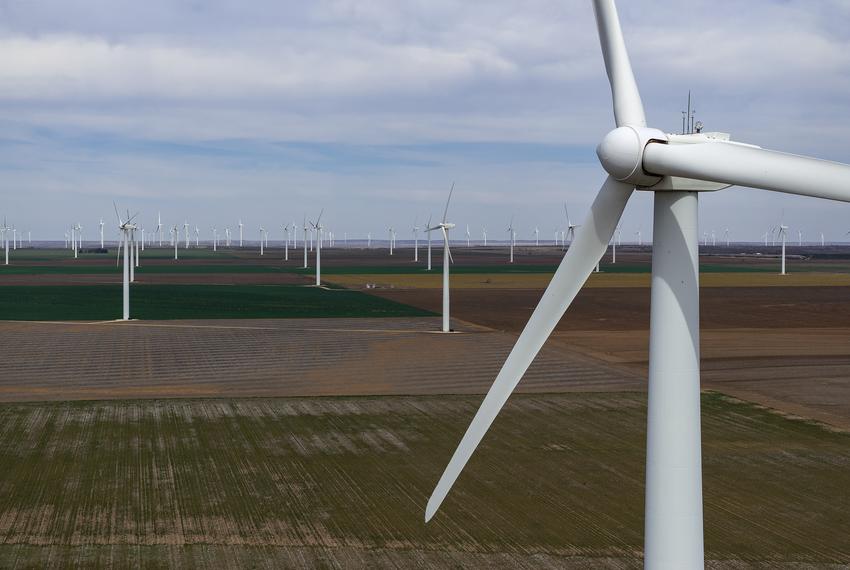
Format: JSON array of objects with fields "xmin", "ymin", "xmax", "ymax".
[
  {"xmin": 507, "ymin": 216, "xmax": 515, "ymax": 263},
  {"xmin": 426, "ymin": 184, "xmax": 455, "ymax": 333},
  {"xmin": 413, "ymin": 217, "xmax": 420, "ymax": 262},
  {"xmin": 114, "ymin": 204, "xmax": 137, "ymax": 321},
  {"xmin": 310, "ymin": 210, "xmax": 324, "ymax": 286},
  {"xmin": 424, "ymin": 2, "xmax": 850, "ymax": 569},
  {"xmin": 425, "ymin": 215, "xmax": 433, "ymax": 271}
]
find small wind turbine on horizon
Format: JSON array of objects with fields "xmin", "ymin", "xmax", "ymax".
[
  {"xmin": 302, "ymin": 216, "xmax": 309, "ymax": 269},
  {"xmin": 507, "ymin": 216, "xmax": 515, "ymax": 263},
  {"xmin": 778, "ymin": 223, "xmax": 789, "ymax": 275},
  {"xmin": 425, "ymin": 215, "xmax": 433, "ymax": 271},
  {"xmin": 413, "ymin": 217, "xmax": 420, "ymax": 262}
]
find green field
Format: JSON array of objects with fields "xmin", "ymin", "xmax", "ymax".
[
  {"xmin": 0, "ymin": 393, "xmax": 846, "ymax": 568},
  {"xmin": 0, "ymin": 284, "xmax": 433, "ymax": 320}
]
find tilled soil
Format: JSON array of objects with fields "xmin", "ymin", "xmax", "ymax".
[{"xmin": 0, "ymin": 394, "xmax": 847, "ymax": 568}]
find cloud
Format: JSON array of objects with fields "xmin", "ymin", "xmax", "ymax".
[{"xmin": 0, "ymin": 0, "xmax": 849, "ymax": 239}]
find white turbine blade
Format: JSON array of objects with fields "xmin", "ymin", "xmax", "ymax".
[
  {"xmin": 441, "ymin": 227, "xmax": 454, "ymax": 264},
  {"xmin": 425, "ymin": 177, "xmax": 633, "ymax": 522},
  {"xmin": 113, "ymin": 202, "xmax": 123, "ymax": 226},
  {"xmin": 116, "ymin": 233, "xmax": 123, "ymax": 266},
  {"xmin": 316, "ymin": 208, "xmax": 324, "ymax": 225},
  {"xmin": 643, "ymin": 141, "xmax": 850, "ymax": 203},
  {"xmin": 592, "ymin": 0, "xmax": 646, "ymax": 128},
  {"xmin": 442, "ymin": 183, "xmax": 455, "ymax": 224}
]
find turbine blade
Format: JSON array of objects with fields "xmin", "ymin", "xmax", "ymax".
[
  {"xmin": 317, "ymin": 208, "xmax": 324, "ymax": 225},
  {"xmin": 643, "ymin": 141, "xmax": 850, "ymax": 202},
  {"xmin": 441, "ymin": 226, "xmax": 454, "ymax": 264},
  {"xmin": 425, "ymin": 177, "xmax": 633, "ymax": 522},
  {"xmin": 113, "ymin": 202, "xmax": 123, "ymax": 226},
  {"xmin": 442, "ymin": 182, "xmax": 455, "ymax": 224},
  {"xmin": 592, "ymin": 0, "xmax": 646, "ymax": 128}
]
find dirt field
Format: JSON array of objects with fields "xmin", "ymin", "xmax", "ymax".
[
  {"xmin": 0, "ymin": 394, "xmax": 847, "ymax": 568},
  {"xmin": 0, "ymin": 318, "xmax": 640, "ymax": 402}
]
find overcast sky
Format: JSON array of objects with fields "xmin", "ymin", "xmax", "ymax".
[{"xmin": 1, "ymin": 0, "xmax": 849, "ymax": 242}]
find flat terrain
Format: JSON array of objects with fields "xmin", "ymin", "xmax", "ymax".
[
  {"xmin": 0, "ymin": 318, "xmax": 639, "ymax": 401},
  {"xmin": 0, "ymin": 246, "xmax": 849, "ymax": 568},
  {"xmin": 0, "ymin": 394, "xmax": 847, "ymax": 569},
  {"xmin": 0, "ymin": 284, "xmax": 430, "ymax": 320}
]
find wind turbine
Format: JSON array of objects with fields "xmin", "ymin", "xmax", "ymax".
[
  {"xmin": 213, "ymin": 227, "xmax": 218, "ymax": 252},
  {"xmin": 99, "ymin": 218, "xmax": 104, "ymax": 249},
  {"xmin": 194, "ymin": 225, "xmax": 200, "ymax": 247},
  {"xmin": 283, "ymin": 223, "xmax": 290, "ymax": 261},
  {"xmin": 482, "ymin": 227, "xmax": 487, "ymax": 247},
  {"xmin": 2, "ymin": 218, "xmax": 8, "ymax": 265},
  {"xmin": 114, "ymin": 204, "xmax": 137, "ymax": 321},
  {"xmin": 184, "ymin": 221, "xmax": 190, "ymax": 249},
  {"xmin": 564, "ymin": 204, "xmax": 579, "ymax": 243},
  {"xmin": 425, "ymin": 215, "xmax": 433, "ymax": 271},
  {"xmin": 779, "ymin": 223, "xmax": 789, "ymax": 275},
  {"xmin": 424, "ymin": 2, "xmax": 850, "ymax": 568},
  {"xmin": 798, "ymin": 229, "xmax": 803, "ymax": 247},
  {"xmin": 413, "ymin": 217, "xmax": 420, "ymax": 262},
  {"xmin": 507, "ymin": 216, "xmax": 515, "ymax": 263},
  {"xmin": 724, "ymin": 227, "xmax": 730, "ymax": 247},
  {"xmin": 426, "ymin": 184, "xmax": 455, "ymax": 332},
  {"xmin": 821, "ymin": 232, "xmax": 825, "ymax": 247},
  {"xmin": 635, "ymin": 227, "xmax": 642, "ymax": 246},
  {"xmin": 302, "ymin": 216, "xmax": 309, "ymax": 269},
  {"xmin": 388, "ymin": 227, "xmax": 394, "ymax": 255},
  {"xmin": 466, "ymin": 225, "xmax": 471, "ymax": 247},
  {"xmin": 611, "ymin": 229, "xmax": 617, "ymax": 264},
  {"xmin": 533, "ymin": 227, "xmax": 539, "ymax": 247},
  {"xmin": 172, "ymin": 226, "xmax": 178, "ymax": 260},
  {"xmin": 259, "ymin": 226, "xmax": 266, "ymax": 255},
  {"xmin": 157, "ymin": 212, "xmax": 163, "ymax": 246},
  {"xmin": 310, "ymin": 210, "xmax": 324, "ymax": 286}
]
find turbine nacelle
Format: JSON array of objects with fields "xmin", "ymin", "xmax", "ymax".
[{"xmin": 596, "ymin": 126, "xmax": 666, "ymax": 186}]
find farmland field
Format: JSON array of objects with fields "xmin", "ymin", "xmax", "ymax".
[
  {"xmin": 0, "ymin": 393, "xmax": 847, "ymax": 569},
  {"xmin": 0, "ymin": 285, "xmax": 433, "ymax": 320}
]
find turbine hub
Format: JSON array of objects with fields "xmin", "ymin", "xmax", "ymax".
[{"xmin": 596, "ymin": 126, "xmax": 667, "ymax": 187}]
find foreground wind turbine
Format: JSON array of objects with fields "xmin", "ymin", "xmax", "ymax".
[
  {"xmin": 426, "ymin": 184, "xmax": 455, "ymax": 332},
  {"xmin": 425, "ymin": 2, "xmax": 850, "ymax": 567}
]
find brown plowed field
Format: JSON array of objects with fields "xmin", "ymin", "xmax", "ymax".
[
  {"xmin": 0, "ymin": 318, "xmax": 641, "ymax": 402},
  {"xmin": 369, "ymin": 287, "xmax": 850, "ymax": 430}
]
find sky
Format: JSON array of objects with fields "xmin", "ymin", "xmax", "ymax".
[{"xmin": 1, "ymin": 0, "xmax": 849, "ymax": 242}]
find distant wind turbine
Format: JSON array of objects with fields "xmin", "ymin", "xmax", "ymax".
[{"xmin": 426, "ymin": 184, "xmax": 456, "ymax": 332}]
